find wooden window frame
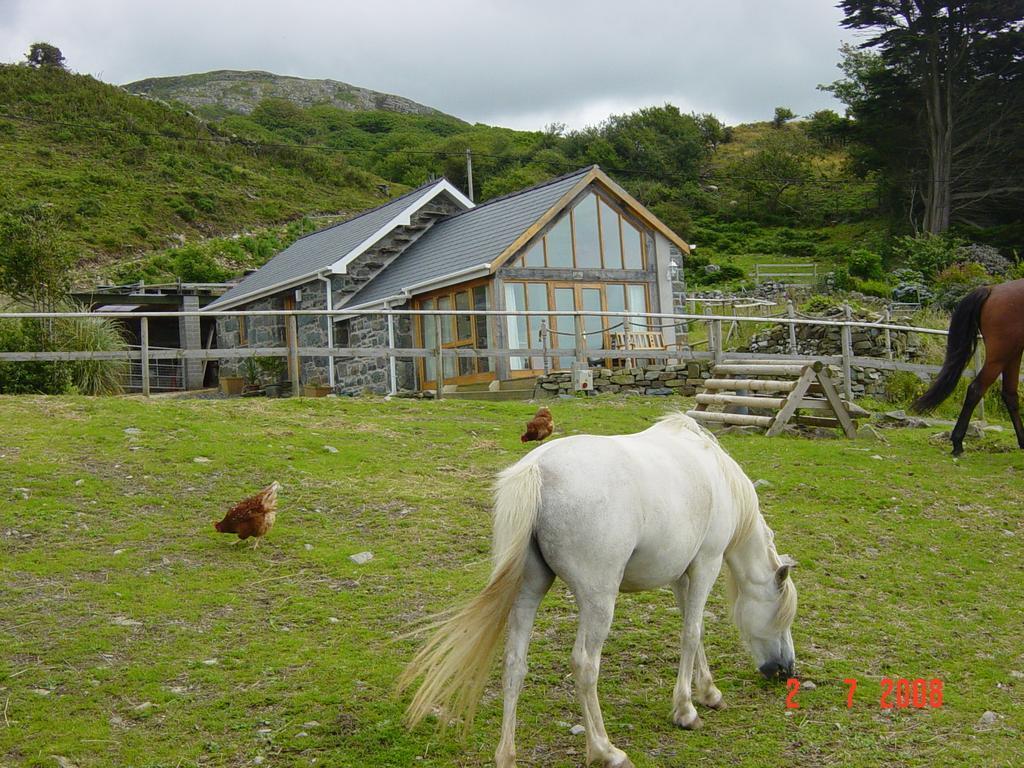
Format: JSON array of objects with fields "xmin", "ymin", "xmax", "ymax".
[
  {"xmin": 237, "ymin": 315, "xmax": 248, "ymax": 346},
  {"xmin": 413, "ymin": 279, "xmax": 492, "ymax": 387}
]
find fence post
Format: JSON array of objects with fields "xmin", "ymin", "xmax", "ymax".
[
  {"xmin": 140, "ymin": 316, "xmax": 151, "ymax": 397},
  {"xmin": 287, "ymin": 313, "xmax": 301, "ymax": 397},
  {"xmin": 712, "ymin": 318, "xmax": 723, "ymax": 365},
  {"xmin": 386, "ymin": 311, "xmax": 397, "ymax": 396},
  {"xmin": 574, "ymin": 312, "xmax": 585, "ymax": 364},
  {"xmin": 841, "ymin": 303, "xmax": 853, "ymax": 401},
  {"xmin": 540, "ymin": 319, "xmax": 550, "ymax": 375},
  {"xmin": 786, "ymin": 300, "xmax": 797, "ymax": 355},
  {"xmin": 884, "ymin": 307, "xmax": 893, "ymax": 360},
  {"xmin": 434, "ymin": 314, "xmax": 444, "ymax": 400}
]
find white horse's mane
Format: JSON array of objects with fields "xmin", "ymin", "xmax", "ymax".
[
  {"xmin": 656, "ymin": 412, "xmax": 755, "ymax": 546},
  {"xmin": 656, "ymin": 411, "xmax": 721, "ymax": 444},
  {"xmin": 658, "ymin": 412, "xmax": 797, "ymax": 631}
]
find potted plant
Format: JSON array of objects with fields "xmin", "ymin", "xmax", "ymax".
[
  {"xmin": 241, "ymin": 357, "xmax": 263, "ymax": 396},
  {"xmin": 258, "ymin": 356, "xmax": 288, "ymax": 398}
]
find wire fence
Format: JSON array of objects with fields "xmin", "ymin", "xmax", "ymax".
[{"xmin": 0, "ymin": 306, "xmax": 978, "ymax": 399}]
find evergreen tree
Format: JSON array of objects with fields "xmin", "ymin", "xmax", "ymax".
[
  {"xmin": 830, "ymin": 2, "xmax": 1024, "ymax": 234},
  {"xmin": 25, "ymin": 42, "xmax": 66, "ymax": 69}
]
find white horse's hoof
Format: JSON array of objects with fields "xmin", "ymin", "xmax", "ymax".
[
  {"xmin": 673, "ymin": 711, "xmax": 703, "ymax": 730},
  {"xmin": 698, "ymin": 689, "xmax": 726, "ymax": 710},
  {"xmin": 605, "ymin": 756, "xmax": 634, "ymax": 768}
]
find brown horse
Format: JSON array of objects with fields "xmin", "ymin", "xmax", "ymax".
[{"xmin": 912, "ymin": 278, "xmax": 1024, "ymax": 455}]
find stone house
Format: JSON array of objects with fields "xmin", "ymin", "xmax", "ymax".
[{"xmin": 205, "ymin": 165, "xmax": 690, "ymax": 394}]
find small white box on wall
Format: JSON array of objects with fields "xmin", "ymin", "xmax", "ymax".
[{"xmin": 573, "ymin": 367, "xmax": 593, "ymax": 392}]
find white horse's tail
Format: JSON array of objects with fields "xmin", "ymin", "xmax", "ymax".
[{"xmin": 400, "ymin": 460, "xmax": 543, "ymax": 733}]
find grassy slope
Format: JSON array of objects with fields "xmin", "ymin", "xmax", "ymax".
[
  {"xmin": 0, "ymin": 397, "xmax": 1021, "ymax": 767},
  {"xmin": 691, "ymin": 122, "xmax": 886, "ymax": 284},
  {"xmin": 0, "ymin": 65, "xmax": 385, "ymax": 267},
  {"xmin": 0, "ymin": 64, "xmax": 881, "ymax": 289}
]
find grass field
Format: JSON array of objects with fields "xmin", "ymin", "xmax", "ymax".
[{"xmin": 1, "ymin": 396, "xmax": 1022, "ymax": 768}]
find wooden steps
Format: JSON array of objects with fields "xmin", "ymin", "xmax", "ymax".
[{"xmin": 687, "ymin": 359, "xmax": 858, "ymax": 438}]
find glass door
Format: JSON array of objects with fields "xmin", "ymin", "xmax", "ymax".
[{"xmin": 417, "ymin": 283, "xmax": 491, "ymax": 387}]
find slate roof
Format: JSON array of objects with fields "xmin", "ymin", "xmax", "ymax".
[
  {"xmin": 344, "ymin": 166, "xmax": 593, "ymax": 307},
  {"xmin": 206, "ymin": 180, "xmax": 457, "ymax": 309}
]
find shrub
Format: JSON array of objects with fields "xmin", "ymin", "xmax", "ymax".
[
  {"xmin": 885, "ymin": 371, "xmax": 927, "ymax": 406},
  {"xmin": 892, "ymin": 233, "xmax": 962, "ymax": 279},
  {"xmin": 0, "ymin": 305, "xmax": 128, "ymax": 395},
  {"xmin": 691, "ymin": 261, "xmax": 745, "ymax": 285},
  {"xmin": 830, "ymin": 266, "xmax": 854, "ymax": 291},
  {"xmin": 932, "ymin": 262, "xmax": 991, "ymax": 310},
  {"xmin": 852, "ymin": 278, "xmax": 892, "ymax": 298},
  {"xmin": 173, "ymin": 203, "xmax": 197, "ymax": 222},
  {"xmin": 956, "ymin": 243, "xmax": 1010, "ymax": 275},
  {"xmin": 847, "ymin": 248, "xmax": 884, "ymax": 280},
  {"xmin": 0, "ymin": 318, "xmax": 72, "ymax": 394},
  {"xmin": 55, "ymin": 305, "xmax": 129, "ymax": 395}
]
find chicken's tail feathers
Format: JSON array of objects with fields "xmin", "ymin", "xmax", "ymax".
[{"xmin": 399, "ymin": 460, "xmax": 543, "ymax": 734}]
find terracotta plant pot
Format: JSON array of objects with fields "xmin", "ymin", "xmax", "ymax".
[
  {"xmin": 219, "ymin": 376, "xmax": 244, "ymax": 396},
  {"xmin": 302, "ymin": 384, "xmax": 333, "ymax": 398}
]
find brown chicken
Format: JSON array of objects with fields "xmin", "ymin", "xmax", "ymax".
[
  {"xmin": 520, "ymin": 407, "xmax": 554, "ymax": 443},
  {"xmin": 214, "ymin": 482, "xmax": 280, "ymax": 548}
]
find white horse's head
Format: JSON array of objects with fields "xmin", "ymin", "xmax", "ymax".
[{"xmin": 728, "ymin": 553, "xmax": 797, "ymax": 679}]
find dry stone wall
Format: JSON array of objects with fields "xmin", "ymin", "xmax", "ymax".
[{"xmin": 537, "ymin": 361, "xmax": 712, "ymax": 397}]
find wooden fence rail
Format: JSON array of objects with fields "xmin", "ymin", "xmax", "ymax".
[{"xmin": 0, "ymin": 307, "xmax": 1006, "ymax": 397}]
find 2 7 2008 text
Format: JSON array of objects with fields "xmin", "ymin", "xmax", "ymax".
[{"xmin": 785, "ymin": 678, "xmax": 944, "ymax": 709}]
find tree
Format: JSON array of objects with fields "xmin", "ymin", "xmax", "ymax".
[
  {"xmin": 804, "ymin": 109, "xmax": 852, "ymax": 147},
  {"xmin": 25, "ymin": 42, "xmax": 66, "ymax": 69},
  {"xmin": 728, "ymin": 130, "xmax": 817, "ymax": 218},
  {"xmin": 772, "ymin": 106, "xmax": 796, "ymax": 128},
  {"xmin": 830, "ymin": 2, "xmax": 1024, "ymax": 234},
  {"xmin": 0, "ymin": 206, "xmax": 73, "ymax": 310}
]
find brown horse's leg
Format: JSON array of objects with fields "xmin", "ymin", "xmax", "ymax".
[
  {"xmin": 950, "ymin": 361, "xmax": 1002, "ymax": 456},
  {"xmin": 1000, "ymin": 353, "xmax": 1024, "ymax": 449}
]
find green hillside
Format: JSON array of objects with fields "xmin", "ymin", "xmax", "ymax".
[
  {"xmin": 0, "ymin": 62, "xmax": 889, "ymax": 291},
  {"xmin": 0, "ymin": 64, "xmax": 386, "ymax": 275}
]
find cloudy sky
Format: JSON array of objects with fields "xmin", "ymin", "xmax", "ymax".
[{"xmin": 0, "ymin": 0, "xmax": 859, "ymax": 129}]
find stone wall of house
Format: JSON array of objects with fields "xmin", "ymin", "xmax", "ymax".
[
  {"xmin": 215, "ymin": 295, "xmax": 285, "ymax": 379},
  {"xmin": 295, "ymin": 278, "xmax": 330, "ymax": 386},
  {"xmin": 537, "ymin": 361, "xmax": 712, "ymax": 397},
  {"xmin": 331, "ymin": 194, "xmax": 464, "ymax": 308},
  {"xmin": 333, "ymin": 309, "xmax": 415, "ymax": 396}
]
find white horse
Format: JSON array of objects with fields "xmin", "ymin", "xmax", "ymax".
[{"xmin": 400, "ymin": 413, "xmax": 797, "ymax": 768}]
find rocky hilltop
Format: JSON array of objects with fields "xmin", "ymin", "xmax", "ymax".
[{"xmin": 124, "ymin": 69, "xmax": 448, "ymax": 118}]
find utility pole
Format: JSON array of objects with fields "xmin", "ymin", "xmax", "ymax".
[{"xmin": 465, "ymin": 147, "xmax": 474, "ymax": 202}]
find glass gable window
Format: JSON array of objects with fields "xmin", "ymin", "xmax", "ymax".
[
  {"xmin": 599, "ymin": 198, "xmax": 623, "ymax": 269},
  {"xmin": 573, "ymin": 196, "xmax": 601, "ymax": 268},
  {"xmin": 622, "ymin": 220, "xmax": 643, "ymax": 269},
  {"xmin": 545, "ymin": 216, "xmax": 573, "ymax": 268},
  {"xmin": 515, "ymin": 191, "xmax": 648, "ymax": 270}
]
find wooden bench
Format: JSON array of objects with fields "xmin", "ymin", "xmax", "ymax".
[{"xmin": 611, "ymin": 331, "xmax": 666, "ymax": 368}]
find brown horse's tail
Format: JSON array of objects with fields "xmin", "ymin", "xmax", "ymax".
[{"xmin": 911, "ymin": 286, "xmax": 992, "ymax": 413}]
